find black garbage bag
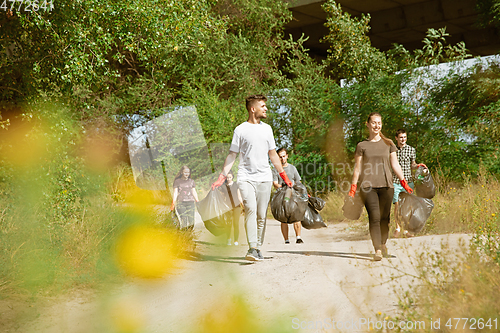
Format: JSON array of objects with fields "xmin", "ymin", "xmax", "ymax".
[
  {"xmin": 301, "ymin": 203, "xmax": 327, "ymax": 229},
  {"xmin": 271, "ymin": 182, "xmax": 309, "ymax": 223},
  {"xmin": 196, "ymin": 188, "xmax": 232, "ymax": 236},
  {"xmin": 414, "ymin": 166, "xmax": 435, "ymax": 199},
  {"xmin": 308, "ymin": 196, "xmax": 326, "ymax": 211},
  {"xmin": 398, "ymin": 192, "xmax": 434, "ymax": 234},
  {"xmin": 342, "ymin": 192, "xmax": 364, "ymax": 220}
]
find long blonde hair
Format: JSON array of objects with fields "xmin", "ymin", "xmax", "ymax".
[{"xmin": 367, "ymin": 112, "xmax": 395, "ymax": 147}]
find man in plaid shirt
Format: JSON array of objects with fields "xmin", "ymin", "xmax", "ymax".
[{"xmin": 392, "ymin": 129, "xmax": 427, "ymax": 237}]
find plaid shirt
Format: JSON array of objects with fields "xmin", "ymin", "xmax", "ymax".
[{"xmin": 393, "ymin": 144, "xmax": 416, "ymax": 183}]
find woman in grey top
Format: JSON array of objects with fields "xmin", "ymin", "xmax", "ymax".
[{"xmin": 348, "ymin": 112, "xmax": 413, "ymax": 261}]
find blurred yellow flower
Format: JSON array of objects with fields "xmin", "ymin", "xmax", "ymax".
[{"xmin": 115, "ymin": 224, "xmax": 178, "ymax": 279}]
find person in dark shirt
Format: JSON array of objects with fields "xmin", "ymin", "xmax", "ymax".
[
  {"xmin": 224, "ymin": 170, "xmax": 243, "ymax": 246},
  {"xmin": 391, "ymin": 129, "xmax": 427, "ymax": 237},
  {"xmin": 171, "ymin": 165, "xmax": 199, "ymax": 230},
  {"xmin": 272, "ymin": 148, "xmax": 304, "ymax": 244}
]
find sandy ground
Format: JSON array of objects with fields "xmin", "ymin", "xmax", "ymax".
[{"xmin": 4, "ymin": 212, "xmax": 470, "ymax": 333}]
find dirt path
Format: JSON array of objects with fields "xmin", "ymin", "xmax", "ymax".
[{"xmin": 14, "ymin": 215, "xmax": 469, "ymax": 333}]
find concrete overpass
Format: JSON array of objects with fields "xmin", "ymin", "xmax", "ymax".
[{"xmin": 285, "ymin": 0, "xmax": 500, "ymax": 60}]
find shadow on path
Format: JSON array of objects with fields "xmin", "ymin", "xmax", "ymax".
[
  {"xmin": 180, "ymin": 251, "xmax": 255, "ymax": 265},
  {"xmin": 194, "ymin": 240, "xmax": 223, "ymax": 246},
  {"xmin": 269, "ymin": 250, "xmax": 396, "ymax": 261}
]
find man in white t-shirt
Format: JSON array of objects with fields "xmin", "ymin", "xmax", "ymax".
[{"xmin": 212, "ymin": 95, "xmax": 293, "ymax": 262}]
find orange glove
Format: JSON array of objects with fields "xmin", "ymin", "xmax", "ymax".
[
  {"xmin": 348, "ymin": 184, "xmax": 357, "ymax": 198},
  {"xmin": 416, "ymin": 163, "xmax": 428, "ymax": 169},
  {"xmin": 170, "ymin": 201, "xmax": 175, "ymax": 211},
  {"xmin": 211, "ymin": 174, "xmax": 226, "ymax": 190},
  {"xmin": 279, "ymin": 171, "xmax": 293, "ymax": 187},
  {"xmin": 400, "ymin": 179, "xmax": 413, "ymax": 194}
]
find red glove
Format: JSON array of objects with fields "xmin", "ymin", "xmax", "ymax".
[
  {"xmin": 211, "ymin": 174, "xmax": 226, "ymax": 190},
  {"xmin": 170, "ymin": 201, "xmax": 175, "ymax": 211},
  {"xmin": 416, "ymin": 163, "xmax": 428, "ymax": 169},
  {"xmin": 307, "ymin": 193, "xmax": 311, "ymax": 198},
  {"xmin": 348, "ymin": 184, "xmax": 357, "ymax": 198},
  {"xmin": 279, "ymin": 171, "xmax": 293, "ymax": 187},
  {"xmin": 400, "ymin": 179, "xmax": 413, "ymax": 194}
]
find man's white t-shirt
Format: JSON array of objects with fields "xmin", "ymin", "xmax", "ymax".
[{"xmin": 229, "ymin": 121, "xmax": 276, "ymax": 182}]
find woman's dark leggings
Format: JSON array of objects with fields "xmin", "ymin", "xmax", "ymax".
[
  {"xmin": 226, "ymin": 206, "xmax": 241, "ymax": 241},
  {"xmin": 177, "ymin": 201, "xmax": 195, "ymax": 230},
  {"xmin": 360, "ymin": 187, "xmax": 394, "ymax": 251}
]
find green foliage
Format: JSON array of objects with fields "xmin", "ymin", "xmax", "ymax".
[
  {"xmin": 322, "ymin": 0, "xmax": 394, "ymax": 81},
  {"xmin": 0, "ymin": 104, "xmax": 122, "ymax": 292},
  {"xmin": 476, "ymin": 0, "xmax": 500, "ymax": 28},
  {"xmin": 339, "ymin": 72, "xmax": 414, "ymax": 154},
  {"xmin": 270, "ymin": 36, "xmax": 343, "ymax": 193},
  {"xmin": 326, "ymin": 16, "xmax": 490, "ymax": 181},
  {"xmin": 1, "ymin": 0, "xmax": 292, "ymax": 121},
  {"xmin": 423, "ymin": 60, "xmax": 500, "ymax": 177},
  {"xmin": 1, "ymin": 0, "xmax": 219, "ymax": 110},
  {"xmin": 179, "ymin": 87, "xmax": 246, "ymax": 145},
  {"xmin": 389, "ymin": 27, "xmax": 471, "ymax": 69},
  {"xmin": 0, "ymin": 0, "xmax": 297, "ymax": 293},
  {"xmin": 319, "ymin": 2, "xmax": 478, "ymax": 182}
]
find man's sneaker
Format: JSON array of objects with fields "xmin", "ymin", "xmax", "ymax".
[
  {"xmin": 374, "ymin": 250, "xmax": 383, "ymax": 261},
  {"xmin": 296, "ymin": 238, "xmax": 304, "ymax": 244},
  {"xmin": 245, "ymin": 248, "xmax": 261, "ymax": 261},
  {"xmin": 256, "ymin": 249, "xmax": 264, "ymax": 260},
  {"xmin": 403, "ymin": 230, "xmax": 414, "ymax": 238},
  {"xmin": 233, "ymin": 241, "xmax": 239, "ymax": 246},
  {"xmin": 285, "ymin": 240, "xmax": 290, "ymax": 244}
]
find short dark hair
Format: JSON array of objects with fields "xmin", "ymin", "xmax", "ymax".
[
  {"xmin": 395, "ymin": 129, "xmax": 407, "ymax": 137},
  {"xmin": 245, "ymin": 95, "xmax": 267, "ymax": 111},
  {"xmin": 277, "ymin": 147, "xmax": 287, "ymax": 155}
]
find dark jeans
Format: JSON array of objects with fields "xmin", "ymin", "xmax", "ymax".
[
  {"xmin": 177, "ymin": 201, "xmax": 195, "ymax": 230},
  {"xmin": 360, "ymin": 187, "xmax": 394, "ymax": 251},
  {"xmin": 226, "ymin": 206, "xmax": 241, "ymax": 242}
]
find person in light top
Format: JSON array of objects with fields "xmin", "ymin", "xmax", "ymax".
[{"xmin": 212, "ymin": 95, "xmax": 293, "ymax": 262}]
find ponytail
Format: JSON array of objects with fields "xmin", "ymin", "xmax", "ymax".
[
  {"xmin": 367, "ymin": 112, "xmax": 395, "ymax": 147},
  {"xmin": 380, "ymin": 132, "xmax": 395, "ymax": 147}
]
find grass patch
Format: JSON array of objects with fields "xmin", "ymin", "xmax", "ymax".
[
  {"xmin": 375, "ymin": 241, "xmax": 500, "ymax": 333},
  {"xmin": 372, "ymin": 169, "xmax": 500, "ymax": 332}
]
